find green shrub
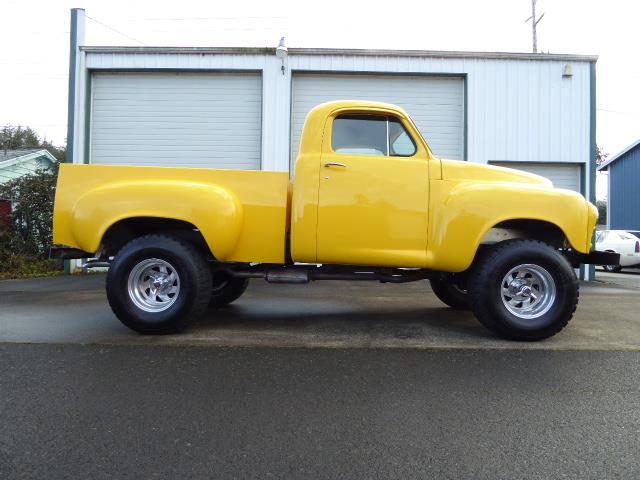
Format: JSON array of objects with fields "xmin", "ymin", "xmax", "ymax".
[
  {"xmin": 0, "ymin": 165, "xmax": 64, "ymax": 278},
  {"xmin": 596, "ymin": 200, "xmax": 607, "ymax": 226}
]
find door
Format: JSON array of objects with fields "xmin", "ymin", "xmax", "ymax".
[
  {"xmin": 91, "ymin": 72, "xmax": 262, "ymax": 169},
  {"xmin": 490, "ymin": 162, "xmax": 582, "ymax": 193},
  {"xmin": 316, "ymin": 113, "xmax": 430, "ymax": 267},
  {"xmin": 291, "ymin": 73, "xmax": 464, "ymax": 170}
]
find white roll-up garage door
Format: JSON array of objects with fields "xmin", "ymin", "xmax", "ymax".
[
  {"xmin": 90, "ymin": 72, "xmax": 262, "ymax": 169},
  {"xmin": 490, "ymin": 162, "xmax": 582, "ymax": 193},
  {"xmin": 291, "ymin": 73, "xmax": 464, "ymax": 168}
]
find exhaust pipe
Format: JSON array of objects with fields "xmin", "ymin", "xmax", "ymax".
[
  {"xmin": 82, "ymin": 259, "xmax": 111, "ymax": 269},
  {"xmin": 266, "ymin": 270, "xmax": 310, "ymax": 284}
]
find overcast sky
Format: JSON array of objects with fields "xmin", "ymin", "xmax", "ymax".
[{"xmin": 1, "ymin": 0, "xmax": 638, "ymax": 165}]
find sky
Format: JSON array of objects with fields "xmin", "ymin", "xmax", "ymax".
[{"xmin": 1, "ymin": 0, "xmax": 638, "ymax": 198}]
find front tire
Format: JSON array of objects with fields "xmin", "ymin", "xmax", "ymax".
[
  {"xmin": 468, "ymin": 240, "xmax": 579, "ymax": 341},
  {"xmin": 106, "ymin": 234, "xmax": 212, "ymax": 334}
]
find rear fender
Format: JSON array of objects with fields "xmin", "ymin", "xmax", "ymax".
[{"xmin": 69, "ymin": 180, "xmax": 243, "ymax": 260}]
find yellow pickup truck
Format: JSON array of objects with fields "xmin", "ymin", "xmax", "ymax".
[{"xmin": 52, "ymin": 100, "xmax": 617, "ymax": 340}]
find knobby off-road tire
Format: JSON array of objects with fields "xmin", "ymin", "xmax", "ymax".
[
  {"xmin": 106, "ymin": 234, "xmax": 212, "ymax": 334},
  {"xmin": 208, "ymin": 269, "xmax": 250, "ymax": 308},
  {"xmin": 468, "ymin": 239, "xmax": 579, "ymax": 341},
  {"xmin": 430, "ymin": 273, "xmax": 470, "ymax": 310}
]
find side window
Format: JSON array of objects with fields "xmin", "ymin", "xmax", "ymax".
[
  {"xmin": 332, "ymin": 115, "xmax": 417, "ymax": 157},
  {"xmin": 332, "ymin": 116, "xmax": 387, "ymax": 156},
  {"xmin": 389, "ymin": 118, "xmax": 417, "ymax": 156}
]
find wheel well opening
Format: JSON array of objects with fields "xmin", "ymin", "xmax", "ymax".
[
  {"xmin": 100, "ymin": 217, "xmax": 212, "ymax": 259},
  {"xmin": 486, "ymin": 219, "xmax": 568, "ymax": 249}
]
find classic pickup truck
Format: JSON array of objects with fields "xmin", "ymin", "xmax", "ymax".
[{"xmin": 52, "ymin": 100, "xmax": 617, "ymax": 340}]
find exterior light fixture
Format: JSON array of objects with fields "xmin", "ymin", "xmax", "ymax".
[
  {"xmin": 276, "ymin": 37, "xmax": 288, "ymax": 75},
  {"xmin": 563, "ymin": 64, "xmax": 573, "ymax": 78}
]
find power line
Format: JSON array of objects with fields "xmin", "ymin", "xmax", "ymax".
[
  {"xmin": 125, "ymin": 16, "xmax": 289, "ymax": 22},
  {"xmin": 85, "ymin": 14, "xmax": 147, "ymax": 46}
]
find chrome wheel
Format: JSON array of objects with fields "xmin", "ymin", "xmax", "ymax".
[
  {"xmin": 127, "ymin": 258, "xmax": 181, "ymax": 313},
  {"xmin": 500, "ymin": 264, "xmax": 556, "ymax": 319}
]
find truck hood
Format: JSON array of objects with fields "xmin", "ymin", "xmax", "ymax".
[{"xmin": 440, "ymin": 159, "xmax": 553, "ymax": 187}]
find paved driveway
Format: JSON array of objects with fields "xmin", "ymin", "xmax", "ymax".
[
  {"xmin": 2, "ymin": 274, "xmax": 640, "ymax": 479},
  {"xmin": 1, "ymin": 273, "xmax": 639, "ymax": 350},
  {"xmin": 596, "ymin": 267, "xmax": 640, "ymax": 290}
]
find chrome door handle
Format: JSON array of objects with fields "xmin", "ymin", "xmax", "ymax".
[{"xmin": 324, "ymin": 162, "xmax": 346, "ymax": 168}]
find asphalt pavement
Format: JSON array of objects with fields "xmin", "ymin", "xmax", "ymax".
[
  {"xmin": 1, "ymin": 273, "xmax": 640, "ymax": 349},
  {"xmin": 1, "ymin": 273, "xmax": 640, "ymax": 479},
  {"xmin": 2, "ymin": 344, "xmax": 639, "ymax": 479},
  {"xmin": 596, "ymin": 267, "xmax": 640, "ymax": 290}
]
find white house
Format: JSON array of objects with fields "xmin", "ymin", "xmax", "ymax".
[
  {"xmin": 66, "ymin": 9, "xmax": 598, "ymax": 277},
  {"xmin": 0, "ymin": 149, "xmax": 57, "ymax": 184}
]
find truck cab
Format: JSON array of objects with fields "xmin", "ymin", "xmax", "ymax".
[{"xmin": 291, "ymin": 102, "xmax": 432, "ymax": 268}]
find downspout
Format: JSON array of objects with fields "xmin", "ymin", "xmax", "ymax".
[{"xmin": 587, "ymin": 60, "xmax": 597, "ymax": 281}]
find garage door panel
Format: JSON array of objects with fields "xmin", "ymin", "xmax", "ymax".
[
  {"xmin": 291, "ymin": 74, "xmax": 464, "ymax": 167},
  {"xmin": 91, "ymin": 72, "xmax": 262, "ymax": 169},
  {"xmin": 490, "ymin": 162, "xmax": 582, "ymax": 193}
]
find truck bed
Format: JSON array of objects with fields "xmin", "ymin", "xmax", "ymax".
[{"xmin": 53, "ymin": 164, "xmax": 290, "ymax": 263}]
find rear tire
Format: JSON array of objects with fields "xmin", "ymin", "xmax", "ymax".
[
  {"xmin": 106, "ymin": 234, "xmax": 212, "ymax": 334},
  {"xmin": 429, "ymin": 273, "xmax": 470, "ymax": 310},
  {"xmin": 468, "ymin": 239, "xmax": 578, "ymax": 341},
  {"xmin": 208, "ymin": 269, "xmax": 249, "ymax": 308}
]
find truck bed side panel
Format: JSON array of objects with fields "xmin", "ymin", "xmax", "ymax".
[{"xmin": 53, "ymin": 164, "xmax": 290, "ymax": 264}]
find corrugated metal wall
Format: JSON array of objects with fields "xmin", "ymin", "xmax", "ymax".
[
  {"xmin": 609, "ymin": 146, "xmax": 640, "ymax": 230},
  {"xmin": 287, "ymin": 54, "xmax": 590, "ymax": 167},
  {"xmin": 83, "ymin": 50, "xmax": 591, "ymax": 179}
]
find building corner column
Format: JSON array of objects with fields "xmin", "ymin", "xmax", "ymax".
[{"xmin": 65, "ymin": 8, "xmax": 86, "ymax": 274}]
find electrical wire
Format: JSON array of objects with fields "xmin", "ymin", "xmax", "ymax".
[
  {"xmin": 85, "ymin": 14, "xmax": 147, "ymax": 46},
  {"xmin": 124, "ymin": 16, "xmax": 289, "ymax": 22}
]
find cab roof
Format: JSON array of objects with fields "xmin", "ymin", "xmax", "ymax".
[{"xmin": 307, "ymin": 100, "xmax": 410, "ymax": 119}]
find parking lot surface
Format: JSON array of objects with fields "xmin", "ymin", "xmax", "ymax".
[
  {"xmin": 2, "ymin": 273, "xmax": 640, "ymax": 479},
  {"xmin": 1, "ymin": 273, "xmax": 639, "ymax": 350},
  {"xmin": 1, "ymin": 344, "xmax": 638, "ymax": 480},
  {"xmin": 596, "ymin": 268, "xmax": 640, "ymax": 290}
]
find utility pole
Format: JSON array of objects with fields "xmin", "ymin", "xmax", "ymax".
[{"xmin": 525, "ymin": 0, "xmax": 545, "ymax": 53}]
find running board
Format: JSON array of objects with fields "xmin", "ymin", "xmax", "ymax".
[{"xmin": 226, "ymin": 265, "xmax": 433, "ymax": 284}]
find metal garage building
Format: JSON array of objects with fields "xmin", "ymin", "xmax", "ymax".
[
  {"xmin": 598, "ymin": 139, "xmax": 640, "ymax": 231},
  {"xmin": 67, "ymin": 8, "xmax": 597, "ymax": 281},
  {"xmin": 67, "ymin": 9, "xmax": 597, "ymax": 202}
]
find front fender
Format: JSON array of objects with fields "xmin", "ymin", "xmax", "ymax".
[
  {"xmin": 427, "ymin": 180, "xmax": 591, "ymax": 272},
  {"xmin": 68, "ymin": 180, "xmax": 243, "ymax": 260}
]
